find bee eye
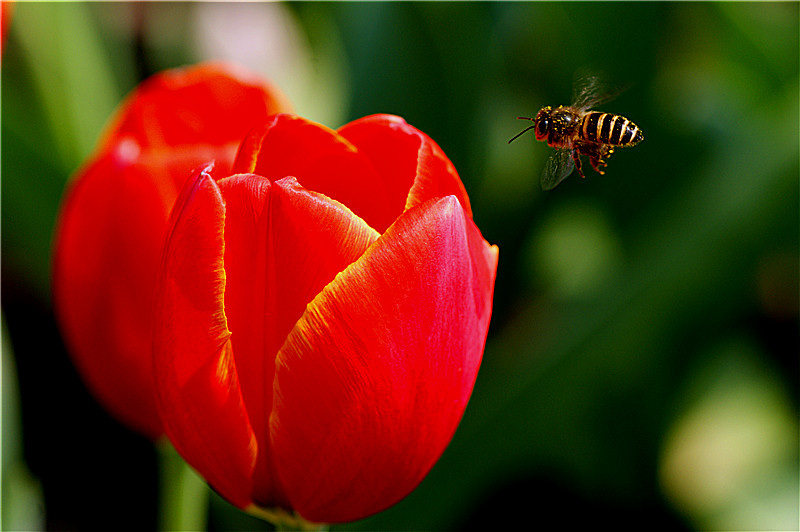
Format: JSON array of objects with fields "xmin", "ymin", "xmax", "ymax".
[{"xmin": 536, "ymin": 118, "xmax": 549, "ymax": 135}]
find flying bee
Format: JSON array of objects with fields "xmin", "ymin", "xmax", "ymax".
[{"xmin": 509, "ymin": 75, "xmax": 644, "ymax": 190}]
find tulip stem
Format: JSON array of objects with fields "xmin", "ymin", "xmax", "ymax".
[
  {"xmin": 247, "ymin": 506, "xmax": 328, "ymax": 531},
  {"xmin": 157, "ymin": 441, "xmax": 209, "ymax": 532}
]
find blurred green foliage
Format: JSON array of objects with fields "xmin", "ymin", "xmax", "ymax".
[{"xmin": 2, "ymin": 2, "xmax": 797, "ymax": 531}]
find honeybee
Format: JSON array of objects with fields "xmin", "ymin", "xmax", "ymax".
[{"xmin": 509, "ymin": 75, "xmax": 644, "ymax": 190}]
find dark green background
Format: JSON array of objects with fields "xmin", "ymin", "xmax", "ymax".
[{"xmin": 3, "ymin": 2, "xmax": 797, "ymax": 531}]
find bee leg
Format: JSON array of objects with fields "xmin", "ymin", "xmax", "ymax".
[
  {"xmin": 590, "ymin": 156, "xmax": 606, "ymax": 175},
  {"xmin": 589, "ymin": 145, "xmax": 612, "ymax": 175},
  {"xmin": 571, "ymin": 149, "xmax": 587, "ymax": 178}
]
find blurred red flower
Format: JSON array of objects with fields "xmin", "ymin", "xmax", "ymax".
[
  {"xmin": 1, "ymin": 1, "xmax": 13, "ymax": 58},
  {"xmin": 153, "ymin": 113, "xmax": 498, "ymax": 523},
  {"xmin": 52, "ymin": 63, "xmax": 292, "ymax": 439}
]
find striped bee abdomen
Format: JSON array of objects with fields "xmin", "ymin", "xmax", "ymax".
[{"xmin": 581, "ymin": 112, "xmax": 643, "ymax": 146}]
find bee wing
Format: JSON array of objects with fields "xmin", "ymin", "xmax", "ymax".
[
  {"xmin": 572, "ymin": 72, "xmax": 629, "ymax": 111},
  {"xmin": 540, "ymin": 148, "xmax": 575, "ymax": 191}
]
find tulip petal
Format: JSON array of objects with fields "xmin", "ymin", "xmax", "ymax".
[
  {"xmin": 232, "ymin": 114, "xmax": 397, "ymax": 232},
  {"xmin": 53, "ymin": 139, "xmax": 164, "ymax": 439},
  {"xmin": 153, "ymin": 166, "xmax": 257, "ymax": 508},
  {"xmin": 335, "ymin": 114, "xmax": 418, "ymax": 220},
  {"xmin": 270, "ymin": 196, "xmax": 498, "ymax": 522},
  {"xmin": 217, "ymin": 174, "xmax": 380, "ymax": 506},
  {"xmin": 53, "ymin": 139, "xmax": 234, "ymax": 439},
  {"xmin": 338, "ymin": 114, "xmax": 473, "ymax": 218},
  {"xmin": 100, "ymin": 62, "xmax": 292, "ymax": 152}
]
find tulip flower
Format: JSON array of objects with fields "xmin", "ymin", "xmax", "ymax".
[
  {"xmin": 153, "ymin": 113, "xmax": 498, "ymax": 523},
  {"xmin": 52, "ymin": 63, "xmax": 292, "ymax": 439}
]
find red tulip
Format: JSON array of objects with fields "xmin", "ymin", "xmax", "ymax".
[
  {"xmin": 153, "ymin": 113, "xmax": 498, "ymax": 523},
  {"xmin": 52, "ymin": 63, "xmax": 292, "ymax": 439}
]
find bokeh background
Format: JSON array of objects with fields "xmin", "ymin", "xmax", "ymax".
[{"xmin": 2, "ymin": 2, "xmax": 798, "ymax": 531}]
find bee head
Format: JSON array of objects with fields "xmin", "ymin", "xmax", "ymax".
[
  {"xmin": 534, "ymin": 106, "xmax": 553, "ymax": 141},
  {"xmin": 509, "ymin": 108, "xmax": 554, "ymax": 145}
]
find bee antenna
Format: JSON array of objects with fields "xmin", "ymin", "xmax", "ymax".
[
  {"xmin": 508, "ymin": 124, "xmax": 536, "ymax": 144},
  {"xmin": 516, "ymin": 116, "xmax": 534, "ymax": 121}
]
